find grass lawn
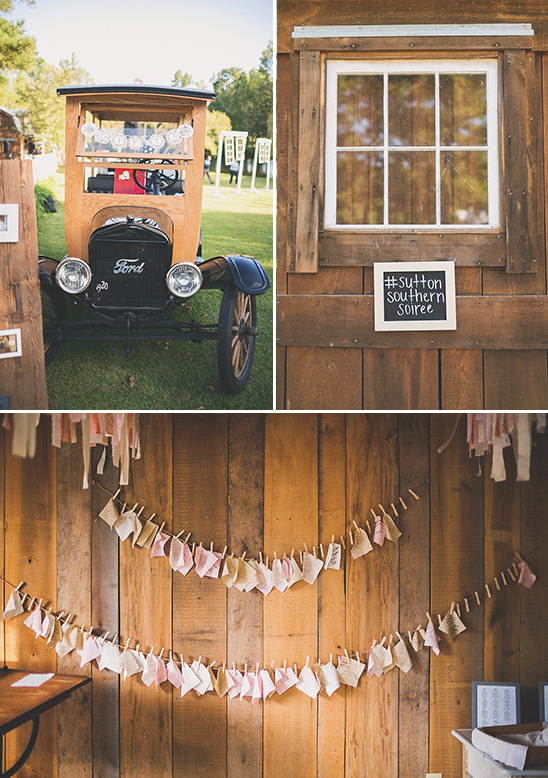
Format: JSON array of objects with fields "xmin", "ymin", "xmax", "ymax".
[{"xmin": 39, "ymin": 171, "xmax": 274, "ymax": 410}]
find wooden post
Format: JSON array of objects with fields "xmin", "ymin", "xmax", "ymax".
[{"xmin": 0, "ymin": 159, "xmax": 47, "ymax": 408}]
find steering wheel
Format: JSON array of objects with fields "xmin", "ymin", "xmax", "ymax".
[{"xmin": 132, "ymin": 158, "xmax": 179, "ymax": 195}]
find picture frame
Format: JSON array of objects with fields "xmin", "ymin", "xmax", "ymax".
[
  {"xmin": 539, "ymin": 682, "xmax": 548, "ymax": 722},
  {"xmin": 0, "ymin": 204, "xmax": 19, "ymax": 242},
  {"xmin": 472, "ymin": 682, "xmax": 521, "ymax": 729},
  {"xmin": 0, "ymin": 328, "xmax": 22, "ymax": 359},
  {"xmin": 374, "ymin": 260, "xmax": 457, "ymax": 332}
]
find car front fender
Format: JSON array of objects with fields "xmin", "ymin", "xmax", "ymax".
[{"xmin": 200, "ymin": 255, "xmax": 270, "ymax": 295}]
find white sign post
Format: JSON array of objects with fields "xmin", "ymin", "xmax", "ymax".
[
  {"xmin": 250, "ymin": 138, "xmax": 272, "ymax": 192},
  {"xmin": 210, "ymin": 130, "xmax": 248, "ymax": 198}
]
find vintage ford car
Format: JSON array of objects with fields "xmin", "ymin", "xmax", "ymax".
[{"xmin": 39, "ymin": 84, "xmax": 270, "ymax": 393}]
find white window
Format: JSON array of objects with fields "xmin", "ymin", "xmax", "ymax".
[{"xmin": 325, "ymin": 59, "xmax": 499, "ymax": 230}]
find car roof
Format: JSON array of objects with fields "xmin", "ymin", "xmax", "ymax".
[{"xmin": 57, "ymin": 83, "xmax": 216, "ymax": 101}]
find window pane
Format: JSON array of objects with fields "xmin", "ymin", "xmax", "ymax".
[
  {"xmin": 337, "ymin": 75, "xmax": 384, "ymax": 147},
  {"xmin": 388, "ymin": 151, "xmax": 435, "ymax": 224},
  {"xmin": 388, "ymin": 75, "xmax": 435, "ymax": 147},
  {"xmin": 440, "ymin": 74, "xmax": 487, "ymax": 146},
  {"xmin": 337, "ymin": 150, "xmax": 384, "ymax": 224},
  {"xmin": 440, "ymin": 150, "xmax": 488, "ymax": 224}
]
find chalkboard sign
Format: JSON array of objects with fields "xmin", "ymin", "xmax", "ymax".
[{"xmin": 374, "ymin": 261, "xmax": 456, "ymax": 331}]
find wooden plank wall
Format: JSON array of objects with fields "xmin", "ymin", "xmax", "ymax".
[
  {"xmin": 1, "ymin": 413, "xmax": 548, "ymax": 778},
  {"xmin": 276, "ymin": 2, "xmax": 548, "ymax": 410}
]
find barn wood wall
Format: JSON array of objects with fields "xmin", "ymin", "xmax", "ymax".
[
  {"xmin": 1, "ymin": 413, "xmax": 548, "ymax": 778},
  {"xmin": 277, "ymin": 0, "xmax": 548, "ymax": 410}
]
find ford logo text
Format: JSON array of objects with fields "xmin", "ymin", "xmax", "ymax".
[{"xmin": 113, "ymin": 258, "xmax": 145, "ymax": 274}]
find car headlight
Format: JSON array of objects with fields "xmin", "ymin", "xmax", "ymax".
[
  {"xmin": 56, "ymin": 257, "xmax": 92, "ymax": 293},
  {"xmin": 166, "ymin": 262, "xmax": 202, "ymax": 298}
]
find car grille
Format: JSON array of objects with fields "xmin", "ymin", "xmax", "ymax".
[{"xmin": 88, "ymin": 223, "xmax": 172, "ymax": 311}]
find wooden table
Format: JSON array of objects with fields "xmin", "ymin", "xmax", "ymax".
[
  {"xmin": 0, "ymin": 668, "xmax": 90, "ymax": 777},
  {"xmin": 452, "ymin": 729, "xmax": 548, "ymax": 777}
]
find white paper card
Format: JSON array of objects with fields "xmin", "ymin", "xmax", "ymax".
[{"xmin": 12, "ymin": 673, "xmax": 54, "ymax": 687}]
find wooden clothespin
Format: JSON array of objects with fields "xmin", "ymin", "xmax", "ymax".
[
  {"xmin": 175, "ymin": 529, "xmax": 185, "ymax": 539},
  {"xmin": 344, "ymin": 648, "xmax": 349, "ymax": 659},
  {"xmin": 494, "ymin": 577, "xmax": 500, "ymax": 591},
  {"xmin": 474, "ymin": 591, "xmax": 481, "ymax": 606},
  {"xmin": 437, "ymin": 615, "xmax": 442, "ymax": 627},
  {"xmin": 113, "ymin": 488, "xmax": 121, "ymax": 500},
  {"xmin": 305, "ymin": 655, "xmax": 310, "ymax": 667},
  {"xmin": 319, "ymin": 544, "xmax": 324, "ymax": 558},
  {"xmin": 426, "ymin": 612, "xmax": 432, "ymax": 623},
  {"xmin": 378, "ymin": 504, "xmax": 385, "ymax": 515},
  {"xmin": 512, "ymin": 562, "xmax": 519, "ymax": 577},
  {"xmin": 125, "ymin": 638, "xmax": 131, "ymax": 651},
  {"xmin": 380, "ymin": 636, "xmax": 387, "ymax": 647},
  {"xmin": 366, "ymin": 521, "xmax": 371, "ymax": 534},
  {"xmin": 240, "ymin": 550, "xmax": 246, "ymax": 561},
  {"xmin": 408, "ymin": 489, "xmax": 419, "ymax": 501},
  {"xmin": 38, "ymin": 598, "xmax": 43, "ymax": 610},
  {"xmin": 185, "ymin": 532, "xmax": 192, "ymax": 544},
  {"xmin": 507, "ymin": 567, "xmax": 516, "ymax": 582},
  {"xmin": 515, "ymin": 552, "xmax": 524, "ymax": 563},
  {"xmin": 407, "ymin": 631, "xmax": 413, "ymax": 642},
  {"xmin": 391, "ymin": 503, "xmax": 398, "ymax": 517},
  {"xmin": 312, "ymin": 547, "xmax": 317, "ymax": 558},
  {"xmin": 222, "ymin": 546, "xmax": 227, "ymax": 559},
  {"xmin": 353, "ymin": 520, "xmax": 360, "ymax": 531},
  {"xmin": 370, "ymin": 508, "xmax": 376, "ymax": 521},
  {"xmin": 121, "ymin": 503, "xmax": 127, "ymax": 514},
  {"xmin": 299, "ymin": 551, "xmax": 303, "ymax": 565},
  {"xmin": 158, "ymin": 648, "xmax": 164, "ymax": 659},
  {"xmin": 399, "ymin": 496, "xmax": 408, "ymax": 510},
  {"xmin": 485, "ymin": 584, "xmax": 492, "ymax": 598},
  {"xmin": 395, "ymin": 631, "xmax": 402, "ymax": 642},
  {"xmin": 137, "ymin": 506, "xmax": 145, "ymax": 517},
  {"xmin": 303, "ymin": 542, "xmax": 308, "ymax": 554},
  {"xmin": 349, "ymin": 530, "xmax": 354, "ymax": 545},
  {"xmin": 501, "ymin": 571, "xmax": 507, "ymax": 586},
  {"xmin": 157, "ymin": 521, "xmax": 164, "ymax": 534},
  {"xmin": 259, "ymin": 551, "xmax": 263, "ymax": 564},
  {"xmin": 291, "ymin": 548, "xmax": 295, "ymax": 559},
  {"xmin": 330, "ymin": 535, "xmax": 335, "ymax": 544},
  {"xmin": 103, "ymin": 631, "xmax": 110, "ymax": 641},
  {"xmin": 210, "ymin": 541, "xmax": 214, "ymax": 552},
  {"xmin": 340, "ymin": 536, "xmax": 346, "ymax": 550},
  {"xmin": 456, "ymin": 603, "xmax": 461, "ymax": 618}
]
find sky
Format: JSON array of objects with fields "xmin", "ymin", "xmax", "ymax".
[{"xmin": 6, "ymin": 0, "xmax": 273, "ymax": 86}]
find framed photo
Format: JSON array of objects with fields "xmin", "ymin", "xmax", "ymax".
[
  {"xmin": 0, "ymin": 328, "xmax": 22, "ymax": 359},
  {"xmin": 539, "ymin": 682, "xmax": 548, "ymax": 722},
  {"xmin": 472, "ymin": 682, "xmax": 520, "ymax": 729},
  {"xmin": 0, "ymin": 204, "xmax": 19, "ymax": 242},
  {"xmin": 374, "ymin": 260, "xmax": 457, "ymax": 332}
]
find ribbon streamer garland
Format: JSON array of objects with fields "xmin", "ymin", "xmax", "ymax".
[
  {"xmin": 2, "ymin": 554, "xmax": 535, "ymax": 703},
  {"xmin": 95, "ymin": 485, "xmax": 420, "ymax": 593}
]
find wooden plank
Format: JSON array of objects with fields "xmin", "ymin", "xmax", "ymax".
[
  {"xmin": 440, "ymin": 350, "xmax": 484, "ymax": 409},
  {"xmin": 276, "ymin": 345, "xmax": 286, "ymax": 410},
  {"xmin": 263, "ymin": 414, "xmax": 318, "ymax": 778},
  {"xmin": 398, "ymin": 414, "xmax": 430, "ymax": 778},
  {"xmin": 317, "ymin": 414, "xmax": 346, "ymax": 778},
  {"xmin": 0, "ymin": 426, "xmax": 4, "ymax": 675},
  {"xmin": 227, "ymin": 415, "xmax": 264, "ymax": 778},
  {"xmin": 293, "ymin": 51, "xmax": 322, "ymax": 273},
  {"xmin": 504, "ymin": 50, "xmax": 539, "ymax": 273},
  {"xmin": 293, "ymin": 35, "xmax": 533, "ymax": 51},
  {"xmin": 90, "ymin": 447, "xmax": 120, "ymax": 778},
  {"xmin": 484, "ymin": 351, "xmax": 548, "ymax": 408},
  {"xmin": 283, "ymin": 52, "xmax": 301, "ymax": 282},
  {"xmin": 119, "ymin": 414, "xmax": 172, "ymax": 778},
  {"xmin": 483, "ymin": 444, "xmax": 520, "ymax": 685},
  {"xmin": 318, "ymin": 231, "xmax": 506, "ymax": 267},
  {"xmin": 172, "ymin": 415, "xmax": 227, "ymax": 778},
  {"xmin": 519, "ymin": 427, "xmax": 548, "ymax": 721},
  {"xmin": 277, "ymin": 294, "xmax": 548, "ymax": 349},
  {"xmin": 345, "ymin": 414, "xmax": 399, "ymax": 776},
  {"xmin": 285, "ymin": 346, "xmax": 362, "ymax": 409},
  {"xmin": 362, "ymin": 349, "xmax": 439, "ymax": 409},
  {"xmin": 56, "ymin": 435, "xmax": 93, "ymax": 778},
  {"xmin": 4, "ymin": 420, "xmax": 57, "ymax": 778},
  {"xmin": 0, "ymin": 160, "xmax": 48, "ymax": 409},
  {"xmin": 277, "ymin": 52, "xmax": 290, "ymax": 289},
  {"xmin": 429, "ymin": 414, "xmax": 485, "ymax": 776}
]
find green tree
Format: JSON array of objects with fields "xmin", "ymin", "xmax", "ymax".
[
  {"xmin": 205, "ymin": 109, "xmax": 231, "ymax": 157},
  {"xmin": 209, "ymin": 42, "xmax": 272, "ymax": 144},
  {"xmin": 172, "ymin": 69, "xmax": 206, "ymax": 90},
  {"xmin": 15, "ymin": 53, "xmax": 92, "ymax": 148},
  {"xmin": 0, "ymin": 0, "xmax": 37, "ymax": 90}
]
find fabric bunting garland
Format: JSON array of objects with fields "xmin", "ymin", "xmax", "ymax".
[
  {"xmin": 2, "ymin": 553, "xmax": 534, "ymax": 703},
  {"xmin": 94, "ymin": 487, "xmax": 419, "ymax": 594}
]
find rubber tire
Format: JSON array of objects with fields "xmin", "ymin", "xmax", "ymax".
[
  {"xmin": 216, "ymin": 285, "xmax": 257, "ymax": 393},
  {"xmin": 41, "ymin": 282, "xmax": 65, "ymax": 364}
]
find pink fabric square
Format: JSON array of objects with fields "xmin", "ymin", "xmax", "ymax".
[
  {"xmin": 518, "ymin": 560, "xmax": 536, "ymax": 589},
  {"xmin": 424, "ymin": 620, "xmax": 440, "ymax": 655},
  {"xmin": 150, "ymin": 531, "xmax": 170, "ymax": 558},
  {"xmin": 204, "ymin": 551, "xmax": 222, "ymax": 579},
  {"xmin": 227, "ymin": 669, "xmax": 243, "ymax": 699},
  {"xmin": 167, "ymin": 659, "xmax": 182, "ymax": 688},
  {"xmin": 373, "ymin": 518, "xmax": 386, "ymax": 546}
]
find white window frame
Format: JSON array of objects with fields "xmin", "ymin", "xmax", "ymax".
[{"xmin": 325, "ymin": 58, "xmax": 499, "ymax": 231}]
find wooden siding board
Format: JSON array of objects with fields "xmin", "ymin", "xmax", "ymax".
[
  {"xmin": 318, "ymin": 414, "xmax": 346, "ymax": 778},
  {"xmin": 294, "ymin": 51, "xmax": 322, "ymax": 273},
  {"xmin": 285, "ymin": 346, "xmax": 363, "ymax": 410},
  {"xmin": 362, "ymin": 349, "xmax": 439, "ymax": 410},
  {"xmin": 91, "ymin": 446, "xmax": 120, "ymax": 778},
  {"xmin": 483, "ymin": 449, "xmax": 521, "ymax": 685},
  {"xmin": 227, "ymin": 415, "xmax": 264, "ymax": 778},
  {"xmin": 504, "ymin": 50, "xmax": 538, "ymax": 273},
  {"xmin": 293, "ymin": 35, "xmax": 533, "ymax": 51},
  {"xmin": 345, "ymin": 414, "xmax": 399, "ymax": 777},
  {"xmin": 119, "ymin": 415, "xmax": 172, "ymax": 778},
  {"xmin": 277, "ymin": 53, "xmax": 291, "ymax": 289},
  {"xmin": 318, "ymin": 232, "xmax": 507, "ymax": 268},
  {"xmin": 4, "ymin": 422, "xmax": 57, "ymax": 778},
  {"xmin": 172, "ymin": 415, "xmax": 228, "ymax": 778},
  {"xmin": 440, "ymin": 350, "xmax": 484, "ymax": 410},
  {"xmin": 277, "ymin": 294, "xmax": 548, "ymax": 349},
  {"xmin": 263, "ymin": 414, "xmax": 318, "ymax": 778},
  {"xmin": 429, "ymin": 415, "xmax": 485, "ymax": 776},
  {"xmin": 57, "ymin": 439, "xmax": 93, "ymax": 778},
  {"xmin": 519, "ymin": 428, "xmax": 548, "ymax": 722},
  {"xmin": 484, "ymin": 351, "xmax": 548, "ymax": 408},
  {"xmin": 398, "ymin": 415, "xmax": 431, "ymax": 778}
]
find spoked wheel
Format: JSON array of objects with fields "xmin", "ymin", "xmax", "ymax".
[
  {"xmin": 217, "ymin": 285, "xmax": 257, "ymax": 393},
  {"xmin": 41, "ymin": 282, "xmax": 65, "ymax": 364}
]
